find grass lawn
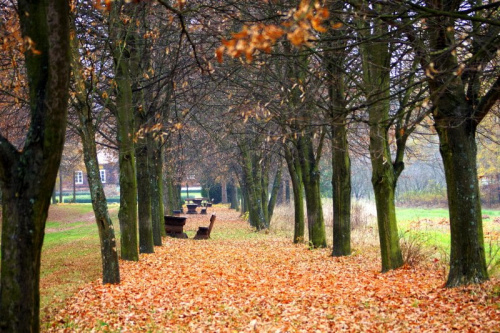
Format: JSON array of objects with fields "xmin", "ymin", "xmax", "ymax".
[
  {"xmin": 396, "ymin": 206, "xmax": 500, "ymax": 277},
  {"xmin": 397, "ymin": 207, "xmax": 500, "ymax": 222}
]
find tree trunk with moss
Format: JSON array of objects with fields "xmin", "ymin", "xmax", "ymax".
[
  {"xmin": 331, "ymin": 122, "xmax": 351, "ymax": 256},
  {"xmin": 239, "ymin": 141, "xmax": 267, "ymax": 230},
  {"xmin": 150, "ymin": 142, "xmax": 164, "ymax": 244},
  {"xmin": 268, "ymin": 163, "xmax": 282, "ymax": 223},
  {"xmin": 110, "ymin": 2, "xmax": 139, "ymax": 261},
  {"xmin": 436, "ymin": 118, "xmax": 488, "ymax": 286},
  {"xmin": 284, "ymin": 145, "xmax": 305, "ymax": 243},
  {"xmin": 0, "ymin": 0, "xmax": 70, "ymax": 330},
  {"xmin": 324, "ymin": 12, "xmax": 352, "ymax": 256},
  {"xmin": 71, "ymin": 23, "xmax": 120, "ymax": 284},
  {"xmin": 421, "ymin": 0, "xmax": 498, "ymax": 285},
  {"xmin": 358, "ymin": 4, "xmax": 403, "ymax": 271},
  {"xmin": 297, "ymin": 135, "xmax": 327, "ymax": 248},
  {"xmin": 229, "ymin": 181, "xmax": 240, "ymax": 211},
  {"xmin": 136, "ymin": 138, "xmax": 154, "ymax": 253}
]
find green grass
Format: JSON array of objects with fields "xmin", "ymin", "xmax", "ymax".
[
  {"xmin": 43, "ymin": 223, "xmax": 100, "ymax": 249},
  {"xmin": 396, "ymin": 208, "xmax": 450, "ymax": 222},
  {"xmin": 57, "ymin": 195, "xmax": 120, "ymax": 203},
  {"xmin": 181, "ymin": 191, "xmax": 202, "ymax": 199},
  {"xmin": 396, "ymin": 207, "xmax": 500, "ymax": 276},
  {"xmin": 397, "ymin": 207, "xmax": 500, "ymax": 222}
]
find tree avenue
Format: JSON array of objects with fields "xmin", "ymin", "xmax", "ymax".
[{"xmin": 0, "ymin": 0, "xmax": 498, "ymax": 330}]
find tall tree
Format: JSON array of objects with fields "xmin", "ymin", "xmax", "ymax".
[
  {"xmin": 355, "ymin": 0, "xmax": 404, "ymax": 271},
  {"xmin": 109, "ymin": 2, "xmax": 140, "ymax": 261},
  {"xmin": 284, "ymin": 143, "xmax": 305, "ymax": 243},
  {"xmin": 411, "ymin": 0, "xmax": 499, "ymax": 286},
  {"xmin": 323, "ymin": 3, "xmax": 352, "ymax": 257},
  {"xmin": 0, "ymin": 0, "xmax": 71, "ymax": 330},
  {"xmin": 70, "ymin": 12, "xmax": 120, "ymax": 284}
]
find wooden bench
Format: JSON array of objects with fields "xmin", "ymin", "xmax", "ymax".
[{"xmin": 193, "ymin": 214, "xmax": 216, "ymax": 240}]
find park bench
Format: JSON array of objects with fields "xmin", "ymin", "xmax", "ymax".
[{"xmin": 193, "ymin": 214, "xmax": 216, "ymax": 240}]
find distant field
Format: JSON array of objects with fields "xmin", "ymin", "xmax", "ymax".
[
  {"xmin": 396, "ymin": 207, "xmax": 500, "ymax": 222},
  {"xmin": 181, "ymin": 191, "xmax": 202, "ymax": 199},
  {"xmin": 55, "ymin": 195, "xmax": 120, "ymax": 204},
  {"xmin": 54, "ymin": 190, "xmax": 202, "ymax": 203}
]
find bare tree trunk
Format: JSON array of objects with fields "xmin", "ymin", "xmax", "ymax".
[
  {"xmin": 221, "ymin": 180, "xmax": 228, "ymax": 203},
  {"xmin": 110, "ymin": 3, "xmax": 139, "ymax": 261},
  {"xmin": 136, "ymin": 141, "xmax": 154, "ymax": 253},
  {"xmin": 0, "ymin": 0, "xmax": 70, "ymax": 330},
  {"xmin": 358, "ymin": 5, "xmax": 403, "ymax": 271},
  {"xmin": 71, "ymin": 23, "xmax": 120, "ymax": 284},
  {"xmin": 59, "ymin": 172, "xmax": 63, "ymax": 203},
  {"xmin": 150, "ymin": 143, "xmax": 164, "ymax": 245},
  {"xmin": 268, "ymin": 163, "xmax": 283, "ymax": 223},
  {"xmin": 420, "ymin": 0, "xmax": 495, "ymax": 286},
  {"xmin": 284, "ymin": 145, "xmax": 305, "ymax": 243},
  {"xmin": 331, "ymin": 122, "xmax": 351, "ymax": 257},
  {"xmin": 436, "ymin": 119, "xmax": 488, "ymax": 286},
  {"xmin": 239, "ymin": 142, "xmax": 267, "ymax": 230},
  {"xmin": 297, "ymin": 135, "xmax": 327, "ymax": 248},
  {"xmin": 325, "ymin": 12, "xmax": 352, "ymax": 256}
]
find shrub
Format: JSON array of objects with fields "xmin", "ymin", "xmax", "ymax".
[
  {"xmin": 486, "ymin": 233, "xmax": 500, "ymax": 277},
  {"xmin": 399, "ymin": 230, "xmax": 435, "ymax": 267},
  {"xmin": 351, "ymin": 201, "xmax": 371, "ymax": 231}
]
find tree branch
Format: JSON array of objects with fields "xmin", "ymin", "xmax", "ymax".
[
  {"xmin": 476, "ymin": 76, "xmax": 500, "ymax": 125},
  {"xmin": 406, "ymin": 1, "xmax": 500, "ymax": 26}
]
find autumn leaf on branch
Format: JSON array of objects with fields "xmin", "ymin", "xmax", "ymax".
[{"xmin": 217, "ymin": 0, "xmax": 336, "ymax": 63}]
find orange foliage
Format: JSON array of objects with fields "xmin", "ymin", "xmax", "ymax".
[
  {"xmin": 217, "ymin": 0, "xmax": 338, "ymax": 63},
  {"xmin": 44, "ymin": 207, "xmax": 500, "ymax": 332}
]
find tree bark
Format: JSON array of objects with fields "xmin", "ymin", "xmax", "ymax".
[
  {"xmin": 419, "ymin": 0, "xmax": 496, "ymax": 286},
  {"xmin": 358, "ymin": 4, "xmax": 403, "ymax": 271},
  {"xmin": 331, "ymin": 122, "xmax": 351, "ymax": 256},
  {"xmin": 136, "ymin": 141, "xmax": 154, "ymax": 253},
  {"xmin": 0, "ymin": 0, "xmax": 70, "ymax": 330},
  {"xmin": 436, "ymin": 119, "xmax": 488, "ymax": 286},
  {"xmin": 111, "ymin": 3, "xmax": 139, "ymax": 261},
  {"xmin": 325, "ymin": 12, "xmax": 352, "ymax": 256},
  {"xmin": 268, "ymin": 164, "xmax": 283, "ymax": 223},
  {"xmin": 81, "ymin": 138, "xmax": 121, "ymax": 284},
  {"xmin": 284, "ymin": 146, "xmax": 305, "ymax": 243},
  {"xmin": 221, "ymin": 180, "xmax": 228, "ymax": 203},
  {"xmin": 229, "ymin": 181, "xmax": 240, "ymax": 210},
  {"xmin": 71, "ymin": 23, "xmax": 120, "ymax": 284},
  {"xmin": 297, "ymin": 135, "xmax": 327, "ymax": 248},
  {"xmin": 368, "ymin": 105, "xmax": 403, "ymax": 272},
  {"xmin": 239, "ymin": 142, "xmax": 267, "ymax": 229},
  {"xmin": 150, "ymin": 143, "xmax": 164, "ymax": 245}
]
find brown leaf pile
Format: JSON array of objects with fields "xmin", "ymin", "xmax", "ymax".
[{"xmin": 45, "ymin": 208, "xmax": 500, "ymax": 332}]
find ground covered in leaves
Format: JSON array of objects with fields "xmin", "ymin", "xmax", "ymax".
[{"xmin": 44, "ymin": 207, "xmax": 500, "ymax": 332}]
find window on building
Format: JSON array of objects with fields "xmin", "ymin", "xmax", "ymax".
[
  {"xmin": 75, "ymin": 171, "xmax": 83, "ymax": 185},
  {"xmin": 100, "ymin": 169, "xmax": 106, "ymax": 183}
]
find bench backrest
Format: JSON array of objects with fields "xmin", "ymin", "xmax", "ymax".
[{"xmin": 208, "ymin": 214, "xmax": 216, "ymax": 237}]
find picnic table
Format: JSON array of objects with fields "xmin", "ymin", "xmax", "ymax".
[{"xmin": 185, "ymin": 197, "xmax": 208, "ymax": 207}]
